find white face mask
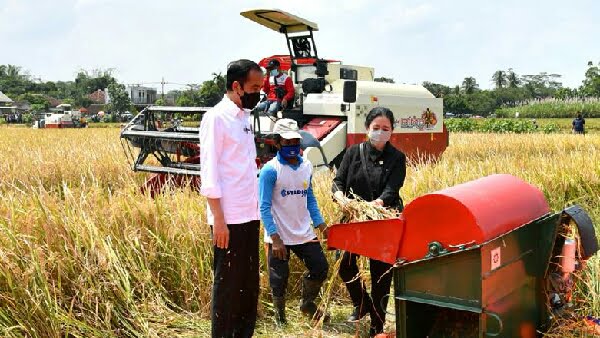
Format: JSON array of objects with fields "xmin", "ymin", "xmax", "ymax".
[{"xmin": 368, "ymin": 129, "xmax": 391, "ymax": 143}]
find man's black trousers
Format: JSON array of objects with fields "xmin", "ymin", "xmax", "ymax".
[{"xmin": 212, "ymin": 220, "xmax": 260, "ymax": 338}]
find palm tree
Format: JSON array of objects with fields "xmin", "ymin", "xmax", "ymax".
[
  {"xmin": 462, "ymin": 77, "xmax": 478, "ymax": 94},
  {"xmin": 0, "ymin": 65, "xmax": 6, "ymax": 77},
  {"xmin": 507, "ymin": 68, "xmax": 520, "ymax": 88},
  {"xmin": 6, "ymin": 65, "xmax": 21, "ymax": 78},
  {"xmin": 453, "ymin": 85, "xmax": 460, "ymax": 95},
  {"xmin": 492, "ymin": 70, "xmax": 507, "ymax": 89}
]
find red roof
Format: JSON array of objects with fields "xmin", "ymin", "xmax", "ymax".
[{"xmin": 258, "ymin": 55, "xmax": 339, "ymax": 71}]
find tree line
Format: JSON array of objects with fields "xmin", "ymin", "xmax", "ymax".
[
  {"xmin": 377, "ymin": 61, "xmax": 600, "ymax": 117},
  {"xmin": 2, "ymin": 61, "xmax": 600, "ymax": 118}
]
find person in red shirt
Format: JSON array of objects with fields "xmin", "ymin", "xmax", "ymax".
[{"xmin": 257, "ymin": 59, "xmax": 295, "ymax": 116}]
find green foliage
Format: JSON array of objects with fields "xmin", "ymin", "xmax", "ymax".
[
  {"xmin": 445, "ymin": 118, "xmax": 477, "ymax": 132},
  {"xmin": 154, "ymin": 98, "xmax": 166, "ymax": 106},
  {"xmin": 479, "ymin": 119, "xmax": 536, "ymax": 133},
  {"xmin": 422, "ymin": 81, "xmax": 450, "ymax": 98},
  {"xmin": 461, "ymin": 77, "xmax": 479, "ymax": 94},
  {"xmin": 446, "ymin": 118, "xmax": 543, "ymax": 133},
  {"xmin": 29, "ymin": 103, "xmax": 46, "ymax": 112},
  {"xmin": 374, "ymin": 77, "xmax": 395, "ymax": 83},
  {"xmin": 176, "ymin": 73, "xmax": 226, "ymax": 107},
  {"xmin": 21, "ymin": 113, "xmax": 33, "ymax": 124},
  {"xmin": 107, "ymin": 83, "xmax": 132, "ymax": 113},
  {"xmin": 542, "ymin": 122, "xmax": 560, "ymax": 134},
  {"xmin": 521, "ymin": 72, "xmax": 562, "ymax": 98},
  {"xmin": 466, "ymin": 91, "xmax": 496, "ymax": 116},
  {"xmin": 581, "ymin": 62, "xmax": 600, "ymax": 97},
  {"xmin": 198, "ymin": 73, "xmax": 226, "ymax": 107},
  {"xmin": 176, "ymin": 92, "xmax": 199, "ymax": 107},
  {"xmin": 0, "ymin": 65, "xmax": 117, "ymax": 109},
  {"xmin": 496, "ymin": 99, "xmax": 600, "ymax": 118},
  {"xmin": 507, "ymin": 69, "xmax": 520, "ymax": 88},
  {"xmin": 17, "ymin": 93, "xmax": 50, "ymax": 108},
  {"xmin": 492, "ymin": 70, "xmax": 507, "ymax": 89}
]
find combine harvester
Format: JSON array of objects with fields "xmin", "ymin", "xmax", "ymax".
[
  {"xmin": 120, "ymin": 9, "xmax": 448, "ymax": 194},
  {"xmin": 33, "ymin": 104, "xmax": 86, "ymax": 128}
]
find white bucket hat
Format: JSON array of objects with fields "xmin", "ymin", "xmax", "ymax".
[{"xmin": 273, "ymin": 118, "xmax": 302, "ymax": 139}]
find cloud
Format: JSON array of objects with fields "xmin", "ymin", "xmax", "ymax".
[{"xmin": 1, "ymin": 0, "xmax": 598, "ymax": 89}]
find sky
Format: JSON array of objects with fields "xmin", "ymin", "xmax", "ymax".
[{"xmin": 1, "ymin": 0, "xmax": 599, "ymax": 92}]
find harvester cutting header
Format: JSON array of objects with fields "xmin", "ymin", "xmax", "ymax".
[{"xmin": 120, "ymin": 9, "xmax": 448, "ymax": 187}]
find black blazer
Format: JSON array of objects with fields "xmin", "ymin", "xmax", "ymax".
[{"xmin": 332, "ymin": 142, "xmax": 406, "ymax": 210}]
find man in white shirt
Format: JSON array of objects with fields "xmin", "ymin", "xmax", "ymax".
[
  {"xmin": 258, "ymin": 119, "xmax": 329, "ymax": 325},
  {"xmin": 199, "ymin": 59, "xmax": 263, "ymax": 338}
]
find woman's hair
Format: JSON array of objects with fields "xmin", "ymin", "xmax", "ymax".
[{"xmin": 365, "ymin": 107, "xmax": 396, "ymax": 129}]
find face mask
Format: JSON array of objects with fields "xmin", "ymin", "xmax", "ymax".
[
  {"xmin": 368, "ymin": 129, "xmax": 391, "ymax": 143},
  {"xmin": 280, "ymin": 144, "xmax": 301, "ymax": 159},
  {"xmin": 270, "ymin": 69, "xmax": 279, "ymax": 76},
  {"xmin": 240, "ymin": 91, "xmax": 261, "ymax": 109}
]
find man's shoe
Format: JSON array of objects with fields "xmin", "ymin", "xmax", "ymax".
[
  {"xmin": 347, "ymin": 304, "xmax": 370, "ymax": 322},
  {"xmin": 273, "ymin": 296, "xmax": 286, "ymax": 325}
]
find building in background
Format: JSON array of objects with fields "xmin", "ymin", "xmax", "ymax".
[
  {"xmin": 127, "ymin": 85, "xmax": 157, "ymax": 105},
  {"xmin": 0, "ymin": 91, "xmax": 20, "ymax": 121}
]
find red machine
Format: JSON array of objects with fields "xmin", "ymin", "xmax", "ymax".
[{"xmin": 328, "ymin": 174, "xmax": 599, "ymax": 337}]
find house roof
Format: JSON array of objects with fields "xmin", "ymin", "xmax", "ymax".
[{"xmin": 0, "ymin": 91, "xmax": 14, "ymax": 103}]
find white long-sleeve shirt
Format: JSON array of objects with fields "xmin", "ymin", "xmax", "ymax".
[{"xmin": 199, "ymin": 94, "xmax": 259, "ymax": 225}]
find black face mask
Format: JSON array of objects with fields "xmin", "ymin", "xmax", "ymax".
[{"xmin": 240, "ymin": 91, "xmax": 261, "ymax": 109}]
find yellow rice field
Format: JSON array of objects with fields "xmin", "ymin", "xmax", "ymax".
[{"xmin": 0, "ymin": 127, "xmax": 598, "ymax": 337}]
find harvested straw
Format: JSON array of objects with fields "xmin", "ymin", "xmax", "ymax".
[{"xmin": 334, "ymin": 191, "xmax": 400, "ymax": 224}]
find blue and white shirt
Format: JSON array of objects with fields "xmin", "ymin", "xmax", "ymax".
[{"xmin": 259, "ymin": 153, "xmax": 325, "ymax": 245}]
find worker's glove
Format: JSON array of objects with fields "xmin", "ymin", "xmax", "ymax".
[{"xmin": 333, "ymin": 191, "xmax": 350, "ymax": 207}]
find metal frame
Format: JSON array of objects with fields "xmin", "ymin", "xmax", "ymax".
[{"xmin": 120, "ymin": 106, "xmax": 207, "ymax": 176}]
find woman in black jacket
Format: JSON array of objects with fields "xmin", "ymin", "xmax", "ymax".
[{"xmin": 332, "ymin": 107, "xmax": 406, "ymax": 336}]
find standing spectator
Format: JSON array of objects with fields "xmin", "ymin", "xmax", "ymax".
[
  {"xmin": 199, "ymin": 59, "xmax": 263, "ymax": 338},
  {"xmin": 572, "ymin": 113, "xmax": 585, "ymax": 134}
]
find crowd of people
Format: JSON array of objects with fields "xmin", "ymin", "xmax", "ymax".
[
  {"xmin": 199, "ymin": 59, "xmax": 407, "ymax": 338},
  {"xmin": 199, "ymin": 58, "xmax": 590, "ymax": 338}
]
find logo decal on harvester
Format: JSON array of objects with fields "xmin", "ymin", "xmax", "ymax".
[
  {"xmin": 491, "ymin": 247, "xmax": 501, "ymax": 270},
  {"xmin": 281, "ymin": 188, "xmax": 308, "ymax": 198},
  {"xmin": 396, "ymin": 108, "xmax": 438, "ymax": 131}
]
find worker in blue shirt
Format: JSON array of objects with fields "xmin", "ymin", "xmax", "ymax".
[
  {"xmin": 572, "ymin": 113, "xmax": 585, "ymax": 134},
  {"xmin": 259, "ymin": 118, "xmax": 329, "ymax": 325}
]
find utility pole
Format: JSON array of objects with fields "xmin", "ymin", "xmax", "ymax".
[{"xmin": 161, "ymin": 77, "xmax": 165, "ymax": 100}]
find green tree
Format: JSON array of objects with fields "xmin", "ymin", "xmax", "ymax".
[
  {"xmin": 507, "ymin": 68, "xmax": 520, "ymax": 88},
  {"xmin": 107, "ymin": 83, "xmax": 132, "ymax": 113},
  {"xmin": 492, "ymin": 70, "xmax": 507, "ymax": 89},
  {"xmin": 155, "ymin": 98, "xmax": 167, "ymax": 106},
  {"xmin": 493, "ymin": 87, "xmax": 529, "ymax": 107},
  {"xmin": 580, "ymin": 61, "xmax": 600, "ymax": 97},
  {"xmin": 29, "ymin": 103, "xmax": 46, "ymax": 113},
  {"xmin": 176, "ymin": 95, "xmax": 194, "ymax": 107},
  {"xmin": 422, "ymin": 81, "xmax": 450, "ymax": 98},
  {"xmin": 443, "ymin": 94, "xmax": 471, "ymax": 115},
  {"xmin": 554, "ymin": 87, "xmax": 575, "ymax": 100},
  {"xmin": 462, "ymin": 77, "xmax": 479, "ymax": 94},
  {"xmin": 374, "ymin": 77, "xmax": 395, "ymax": 83},
  {"xmin": 17, "ymin": 93, "xmax": 50, "ymax": 109},
  {"xmin": 466, "ymin": 91, "xmax": 496, "ymax": 116},
  {"xmin": 199, "ymin": 73, "xmax": 226, "ymax": 106},
  {"xmin": 521, "ymin": 72, "xmax": 562, "ymax": 99}
]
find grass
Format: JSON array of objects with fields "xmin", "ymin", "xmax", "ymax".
[
  {"xmin": 446, "ymin": 118, "xmax": 600, "ymax": 134},
  {"xmin": 0, "ymin": 128, "xmax": 598, "ymax": 337},
  {"xmin": 496, "ymin": 98, "xmax": 600, "ymax": 118}
]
